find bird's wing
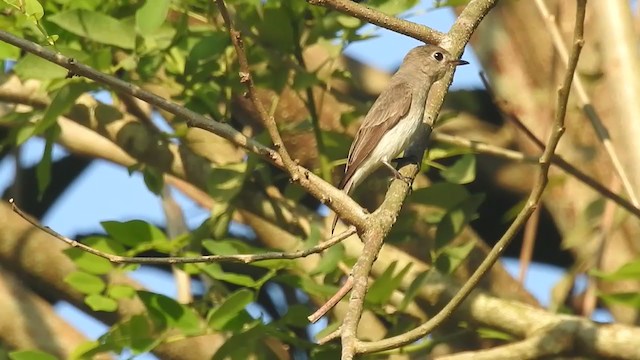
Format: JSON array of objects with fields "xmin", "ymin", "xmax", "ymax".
[{"xmin": 338, "ymin": 81, "xmax": 413, "ymax": 190}]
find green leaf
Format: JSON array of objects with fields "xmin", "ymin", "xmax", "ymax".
[
  {"xmin": 14, "ymin": 124, "xmax": 36, "ymax": 145},
  {"xmin": 370, "ymin": 0, "xmax": 419, "ymax": 15},
  {"xmin": 398, "ymin": 271, "xmax": 430, "ymax": 311},
  {"xmin": 142, "ymin": 166, "xmax": 164, "ymax": 195},
  {"xmin": 23, "ymin": 0, "xmax": 43, "ymax": 20},
  {"xmin": 598, "ymin": 292, "xmax": 640, "ymax": 308},
  {"xmin": 64, "ymin": 271, "xmax": 106, "ymax": 294},
  {"xmin": 36, "ymin": 129, "xmax": 55, "ymax": 199},
  {"xmin": 591, "ymin": 259, "xmax": 640, "ymax": 281},
  {"xmin": 107, "ymin": 284, "xmax": 136, "ymax": 299},
  {"xmin": 13, "ymin": 53, "xmax": 67, "ymax": 80},
  {"xmin": 367, "ymin": 262, "xmax": 412, "ymax": 305},
  {"xmin": 85, "ymin": 294, "xmax": 118, "ymax": 312},
  {"xmin": 201, "ymin": 262, "xmax": 275, "ymax": 288},
  {"xmin": 9, "ymin": 350, "xmax": 57, "ymax": 360},
  {"xmin": 256, "ymin": 7, "xmax": 294, "ymax": 52},
  {"xmin": 434, "ymin": 0, "xmax": 471, "ymax": 7},
  {"xmin": 63, "ymin": 245, "xmax": 113, "ymax": 275},
  {"xmin": 475, "ymin": 327, "xmax": 515, "ymax": 341},
  {"xmin": 207, "ymin": 162, "xmax": 247, "ymax": 203},
  {"xmin": 434, "ymin": 241, "xmax": 475, "ymax": 274},
  {"xmin": 410, "ymin": 182, "xmax": 469, "ymax": 209},
  {"xmin": 49, "ymin": 10, "xmax": 135, "ymax": 49},
  {"xmin": 207, "ymin": 289, "xmax": 254, "ymax": 330},
  {"xmin": 137, "ymin": 291, "xmax": 202, "ymax": 335},
  {"xmin": 435, "ymin": 193, "xmax": 484, "ymax": 248},
  {"xmin": 0, "ymin": 40, "xmax": 20, "ymax": 59},
  {"xmin": 440, "ymin": 154, "xmax": 476, "ymax": 184},
  {"xmin": 35, "ymin": 81, "xmax": 89, "ymax": 135},
  {"xmin": 135, "ymin": 0, "xmax": 170, "ymax": 35},
  {"xmin": 101, "ymin": 220, "xmax": 167, "ymax": 247}
]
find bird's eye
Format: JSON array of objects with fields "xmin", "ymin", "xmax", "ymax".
[{"xmin": 433, "ymin": 52, "xmax": 444, "ymax": 61}]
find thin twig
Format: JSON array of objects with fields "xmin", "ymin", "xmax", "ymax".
[
  {"xmin": 533, "ymin": 0, "xmax": 640, "ymax": 207},
  {"xmin": 317, "ymin": 327, "xmax": 342, "ymax": 345},
  {"xmin": 308, "ymin": 276, "xmax": 354, "ymax": 323},
  {"xmin": 306, "ymin": 0, "xmax": 445, "ymax": 45},
  {"xmin": 9, "ymin": 198, "xmax": 355, "ymax": 265},
  {"xmin": 214, "ymin": 0, "xmax": 300, "ymax": 180},
  {"xmin": 356, "ymin": 0, "xmax": 586, "ymax": 354}
]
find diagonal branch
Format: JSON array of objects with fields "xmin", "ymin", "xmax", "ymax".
[{"xmin": 357, "ymin": 0, "xmax": 587, "ymax": 354}]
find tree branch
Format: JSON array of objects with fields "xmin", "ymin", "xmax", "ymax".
[{"xmin": 355, "ymin": 0, "xmax": 586, "ymax": 354}]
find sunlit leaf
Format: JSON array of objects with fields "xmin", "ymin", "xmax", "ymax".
[
  {"xmin": 49, "ymin": 9, "xmax": 135, "ymax": 49},
  {"xmin": 207, "ymin": 289, "xmax": 254, "ymax": 330},
  {"xmin": 135, "ymin": 0, "xmax": 170, "ymax": 35},
  {"xmin": 64, "ymin": 271, "xmax": 106, "ymax": 294},
  {"xmin": 101, "ymin": 220, "xmax": 167, "ymax": 247},
  {"xmin": 137, "ymin": 291, "xmax": 202, "ymax": 335},
  {"xmin": 440, "ymin": 154, "xmax": 476, "ymax": 184},
  {"xmin": 591, "ymin": 259, "xmax": 640, "ymax": 281},
  {"xmin": 9, "ymin": 350, "xmax": 57, "ymax": 360}
]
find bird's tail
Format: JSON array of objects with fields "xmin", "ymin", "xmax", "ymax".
[{"xmin": 330, "ymin": 179, "xmax": 354, "ymax": 235}]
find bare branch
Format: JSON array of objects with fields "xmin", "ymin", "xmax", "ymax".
[{"xmin": 10, "ymin": 198, "xmax": 355, "ymax": 265}]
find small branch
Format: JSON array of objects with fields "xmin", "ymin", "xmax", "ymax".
[
  {"xmin": 533, "ymin": 0, "xmax": 640, "ymax": 207},
  {"xmin": 214, "ymin": 0, "xmax": 299, "ymax": 180},
  {"xmin": 10, "ymin": 198, "xmax": 355, "ymax": 265},
  {"xmin": 0, "ymin": 29, "xmax": 367, "ymax": 230},
  {"xmin": 306, "ymin": 0, "xmax": 445, "ymax": 45},
  {"xmin": 308, "ymin": 275, "xmax": 354, "ymax": 323},
  {"xmin": 356, "ymin": 0, "xmax": 587, "ymax": 354},
  {"xmin": 317, "ymin": 327, "xmax": 342, "ymax": 345}
]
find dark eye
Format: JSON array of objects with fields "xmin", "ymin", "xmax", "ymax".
[{"xmin": 433, "ymin": 52, "xmax": 444, "ymax": 61}]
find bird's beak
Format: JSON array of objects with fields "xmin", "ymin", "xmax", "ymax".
[{"xmin": 450, "ymin": 59, "xmax": 469, "ymax": 66}]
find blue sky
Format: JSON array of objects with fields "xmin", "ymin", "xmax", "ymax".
[{"xmin": 0, "ymin": 2, "xmax": 612, "ymax": 358}]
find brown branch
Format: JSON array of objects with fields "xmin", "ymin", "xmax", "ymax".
[
  {"xmin": 308, "ymin": 275, "xmax": 354, "ymax": 323},
  {"xmin": 10, "ymin": 198, "xmax": 354, "ymax": 265},
  {"xmin": 356, "ymin": 0, "xmax": 586, "ymax": 354},
  {"xmin": 306, "ymin": 0, "xmax": 445, "ymax": 45},
  {"xmin": 214, "ymin": 0, "xmax": 299, "ymax": 179},
  {"xmin": 0, "ymin": 29, "xmax": 366, "ymax": 230}
]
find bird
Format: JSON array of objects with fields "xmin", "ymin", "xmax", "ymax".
[{"xmin": 331, "ymin": 44, "xmax": 468, "ymax": 234}]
